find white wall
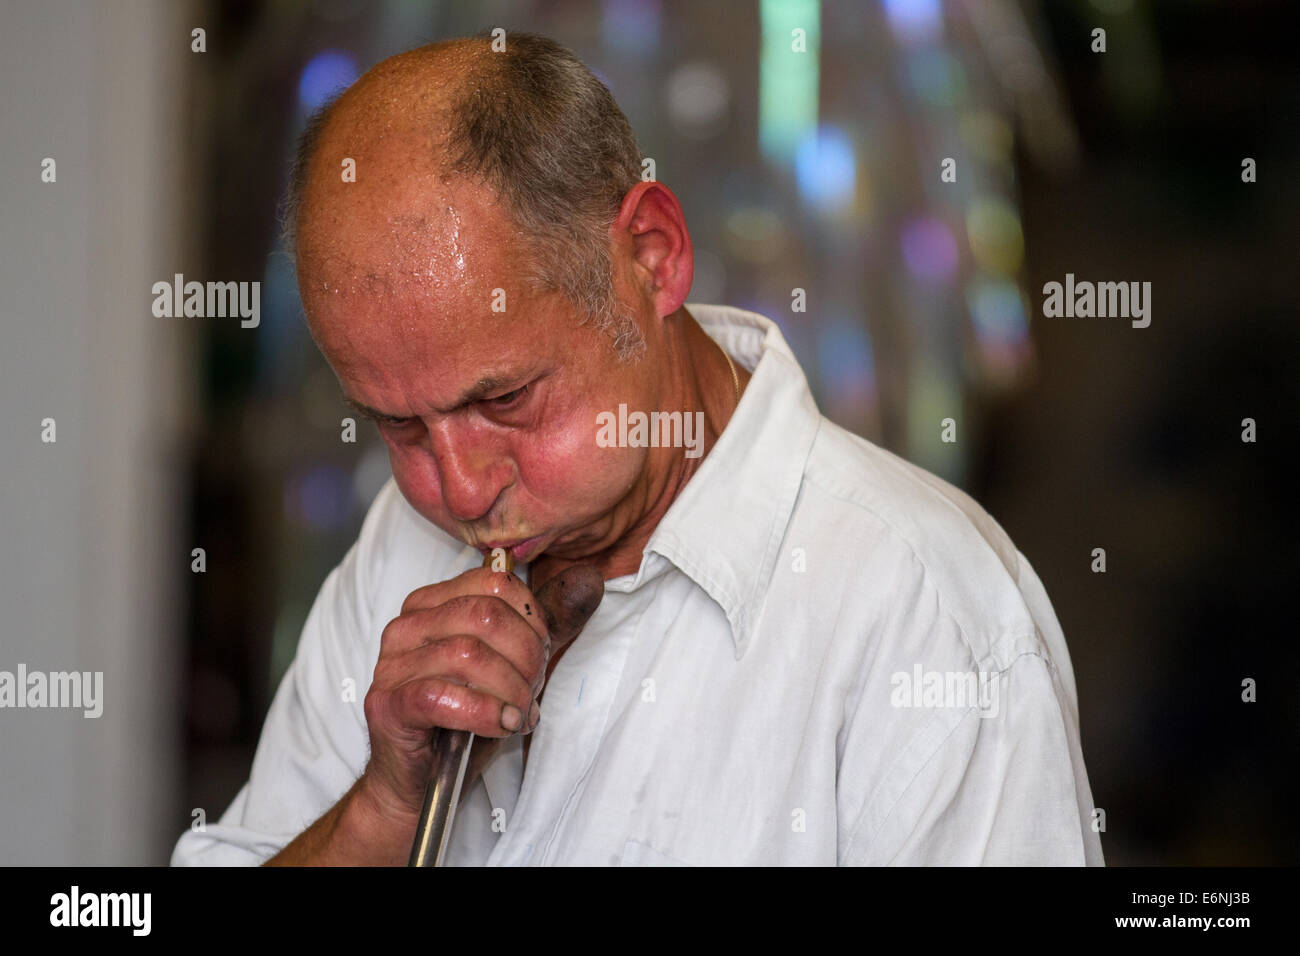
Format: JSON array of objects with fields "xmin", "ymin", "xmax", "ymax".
[{"xmin": 0, "ymin": 0, "xmax": 193, "ymax": 864}]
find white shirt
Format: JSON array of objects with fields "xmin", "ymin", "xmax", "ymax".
[{"xmin": 171, "ymin": 304, "xmax": 1104, "ymax": 866}]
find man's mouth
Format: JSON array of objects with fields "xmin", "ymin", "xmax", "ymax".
[{"xmin": 478, "ymin": 534, "xmax": 547, "ymax": 563}]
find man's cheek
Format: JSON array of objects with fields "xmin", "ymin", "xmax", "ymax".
[
  {"xmin": 521, "ymin": 413, "xmax": 607, "ymax": 486},
  {"xmin": 522, "ymin": 442, "xmax": 632, "ymax": 506},
  {"xmin": 520, "ymin": 449, "xmax": 596, "ymax": 503},
  {"xmin": 562, "ymin": 447, "xmax": 642, "ymax": 507}
]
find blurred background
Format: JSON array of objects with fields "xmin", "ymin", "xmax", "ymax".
[{"xmin": 1, "ymin": 0, "xmax": 1296, "ymax": 865}]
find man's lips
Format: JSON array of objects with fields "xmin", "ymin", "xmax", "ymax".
[{"xmin": 478, "ymin": 534, "xmax": 546, "ymax": 563}]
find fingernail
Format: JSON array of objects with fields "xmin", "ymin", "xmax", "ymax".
[
  {"xmin": 528, "ymin": 701, "xmax": 540, "ymax": 728},
  {"xmin": 501, "ymin": 704, "xmax": 523, "ymax": 732}
]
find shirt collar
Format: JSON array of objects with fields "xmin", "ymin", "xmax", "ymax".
[{"xmin": 614, "ymin": 304, "xmax": 822, "ymax": 660}]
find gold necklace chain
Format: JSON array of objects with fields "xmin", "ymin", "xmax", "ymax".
[{"xmin": 720, "ymin": 341, "xmax": 740, "ymax": 405}]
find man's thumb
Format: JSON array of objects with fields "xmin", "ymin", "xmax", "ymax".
[{"xmin": 534, "ymin": 563, "xmax": 604, "ymax": 650}]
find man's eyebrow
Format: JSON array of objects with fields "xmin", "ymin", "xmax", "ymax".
[
  {"xmin": 342, "ymin": 396, "xmax": 393, "ymax": 421},
  {"xmin": 342, "ymin": 376, "xmax": 516, "ymax": 420}
]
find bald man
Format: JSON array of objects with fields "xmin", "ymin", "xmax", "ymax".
[{"xmin": 171, "ymin": 33, "xmax": 1103, "ymax": 866}]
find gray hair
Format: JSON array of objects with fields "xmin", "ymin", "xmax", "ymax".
[{"xmin": 282, "ymin": 32, "xmax": 647, "ymax": 361}]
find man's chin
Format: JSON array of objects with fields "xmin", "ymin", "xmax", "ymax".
[{"xmin": 531, "ymin": 530, "xmax": 611, "ymax": 566}]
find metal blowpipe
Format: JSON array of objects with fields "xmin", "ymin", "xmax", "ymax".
[{"xmin": 408, "ymin": 548, "xmax": 515, "ymax": 867}]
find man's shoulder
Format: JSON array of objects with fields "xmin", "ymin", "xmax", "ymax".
[
  {"xmin": 803, "ymin": 418, "xmax": 1019, "ymax": 573},
  {"xmin": 360, "ymin": 477, "xmax": 448, "ymax": 549},
  {"xmin": 798, "ymin": 417, "xmax": 1042, "ymax": 660},
  {"xmin": 351, "ymin": 477, "xmax": 476, "ymax": 607}
]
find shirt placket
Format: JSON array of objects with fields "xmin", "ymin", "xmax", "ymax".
[{"xmin": 484, "ymin": 588, "xmax": 642, "ymax": 866}]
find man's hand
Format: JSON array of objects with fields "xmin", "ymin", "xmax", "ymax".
[
  {"xmin": 264, "ymin": 561, "xmax": 603, "ymax": 866},
  {"xmin": 360, "ymin": 565, "xmax": 553, "ymax": 825}
]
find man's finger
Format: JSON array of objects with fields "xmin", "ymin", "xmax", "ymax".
[{"xmin": 400, "ymin": 566, "xmax": 547, "ymax": 643}]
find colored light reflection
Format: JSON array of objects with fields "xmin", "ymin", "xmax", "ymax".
[
  {"xmin": 883, "ymin": 0, "xmax": 944, "ymax": 46},
  {"xmin": 667, "ymin": 62, "xmax": 730, "ymax": 138},
  {"xmin": 795, "ymin": 126, "xmax": 856, "ymax": 211},
  {"xmin": 724, "ymin": 205, "xmax": 785, "ymax": 263},
  {"xmin": 759, "ymin": 0, "xmax": 820, "ymax": 164},
  {"xmin": 817, "ymin": 318, "xmax": 877, "ymax": 408},
  {"xmin": 298, "ymin": 50, "xmax": 360, "ymax": 112},
  {"xmin": 965, "ymin": 197, "xmax": 1024, "ymax": 276},
  {"xmin": 287, "ymin": 463, "xmax": 354, "ymax": 531},
  {"xmin": 905, "ymin": 49, "xmax": 967, "ymax": 109},
  {"xmin": 901, "ymin": 215, "xmax": 958, "ymax": 283},
  {"xmin": 959, "ymin": 110, "xmax": 1014, "ymax": 164},
  {"xmin": 967, "ymin": 276, "xmax": 1029, "ymax": 340},
  {"xmin": 906, "ymin": 361, "xmax": 963, "ymax": 482},
  {"xmin": 966, "ymin": 276, "xmax": 1032, "ymax": 384},
  {"xmin": 602, "ymin": 0, "xmax": 662, "ymax": 54}
]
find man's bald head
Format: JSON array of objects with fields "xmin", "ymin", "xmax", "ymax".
[{"xmin": 283, "ymin": 32, "xmax": 646, "ymax": 358}]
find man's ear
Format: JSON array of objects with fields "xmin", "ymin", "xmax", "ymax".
[{"xmin": 611, "ymin": 180, "xmax": 694, "ymax": 318}]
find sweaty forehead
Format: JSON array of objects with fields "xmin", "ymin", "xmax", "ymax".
[
  {"xmin": 300, "ymin": 179, "xmax": 482, "ymax": 291},
  {"xmin": 297, "ymin": 169, "xmax": 535, "ymax": 388},
  {"xmin": 295, "ymin": 125, "xmax": 525, "ymax": 322}
]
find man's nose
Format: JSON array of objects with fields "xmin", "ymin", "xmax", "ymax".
[{"xmin": 427, "ymin": 420, "xmax": 510, "ymax": 523}]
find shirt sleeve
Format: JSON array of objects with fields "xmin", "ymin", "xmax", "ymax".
[{"xmin": 169, "ymin": 481, "xmax": 397, "ymax": 866}]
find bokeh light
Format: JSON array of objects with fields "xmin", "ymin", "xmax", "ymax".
[
  {"xmin": 297, "ymin": 50, "xmax": 360, "ymax": 113},
  {"xmin": 904, "ymin": 49, "xmax": 968, "ymax": 109},
  {"xmin": 883, "ymin": 0, "xmax": 944, "ymax": 46},
  {"xmin": 759, "ymin": 0, "xmax": 819, "ymax": 164},
  {"xmin": 666, "ymin": 62, "xmax": 730, "ymax": 138},
  {"xmin": 817, "ymin": 316, "xmax": 878, "ymax": 414},
  {"xmin": 965, "ymin": 197, "xmax": 1024, "ymax": 276},
  {"xmin": 602, "ymin": 0, "xmax": 662, "ymax": 54},
  {"xmin": 285, "ymin": 463, "xmax": 354, "ymax": 532},
  {"xmin": 795, "ymin": 125, "xmax": 856, "ymax": 212},
  {"xmin": 966, "ymin": 275, "xmax": 1032, "ymax": 385},
  {"xmin": 901, "ymin": 215, "xmax": 960, "ymax": 283}
]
